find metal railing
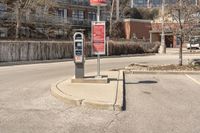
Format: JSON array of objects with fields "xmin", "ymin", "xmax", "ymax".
[
  {"xmin": 0, "ymin": 11, "xmax": 91, "ymax": 27},
  {"xmin": 57, "ymin": 0, "xmax": 90, "ymax": 6}
]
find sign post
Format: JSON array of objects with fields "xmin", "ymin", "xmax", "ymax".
[
  {"xmin": 106, "ymin": 36, "xmax": 109, "ymax": 56},
  {"xmin": 90, "ymin": 0, "xmax": 107, "ymax": 77}
]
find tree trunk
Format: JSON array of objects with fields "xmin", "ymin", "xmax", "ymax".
[
  {"xmin": 16, "ymin": 1, "xmax": 21, "ymax": 39},
  {"xmin": 177, "ymin": 4, "xmax": 183, "ymax": 66},
  {"xmin": 179, "ymin": 37, "xmax": 183, "ymax": 66}
]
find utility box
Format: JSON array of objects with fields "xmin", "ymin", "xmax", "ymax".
[{"xmin": 73, "ymin": 32, "xmax": 85, "ymax": 78}]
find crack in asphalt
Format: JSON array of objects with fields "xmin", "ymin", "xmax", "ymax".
[
  {"xmin": 103, "ymin": 112, "xmax": 121, "ymax": 133},
  {"xmin": 0, "ymin": 106, "xmax": 73, "ymax": 113}
]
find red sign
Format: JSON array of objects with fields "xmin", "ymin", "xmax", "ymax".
[
  {"xmin": 92, "ymin": 21, "xmax": 106, "ymax": 55},
  {"xmin": 90, "ymin": 0, "xmax": 107, "ymax": 6}
]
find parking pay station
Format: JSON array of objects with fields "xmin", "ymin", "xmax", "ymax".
[{"xmin": 73, "ymin": 32, "xmax": 85, "ymax": 79}]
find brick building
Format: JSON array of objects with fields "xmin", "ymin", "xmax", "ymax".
[
  {"xmin": 0, "ymin": 0, "xmax": 109, "ymax": 39},
  {"xmin": 123, "ymin": 19, "xmax": 198, "ymax": 48},
  {"xmin": 124, "ymin": 19, "xmax": 152, "ymax": 40}
]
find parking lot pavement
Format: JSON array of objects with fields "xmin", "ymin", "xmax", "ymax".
[
  {"xmin": 1, "ymin": 72, "xmax": 200, "ymax": 133},
  {"xmin": 108, "ymin": 73, "xmax": 200, "ymax": 133}
]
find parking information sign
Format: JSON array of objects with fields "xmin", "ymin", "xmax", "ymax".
[{"xmin": 92, "ymin": 21, "xmax": 106, "ymax": 55}]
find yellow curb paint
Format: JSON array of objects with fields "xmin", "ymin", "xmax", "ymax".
[{"xmin": 185, "ymin": 74, "xmax": 200, "ymax": 86}]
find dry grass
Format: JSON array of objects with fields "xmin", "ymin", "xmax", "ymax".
[{"xmin": 127, "ymin": 64, "xmax": 200, "ymax": 71}]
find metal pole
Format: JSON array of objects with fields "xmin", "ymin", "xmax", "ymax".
[
  {"xmin": 116, "ymin": 0, "xmax": 119, "ymax": 21},
  {"xmin": 159, "ymin": 0, "xmax": 166, "ymax": 54},
  {"xmin": 131, "ymin": 0, "xmax": 134, "ymax": 8},
  {"xmin": 97, "ymin": 6, "xmax": 100, "ymax": 21},
  {"xmin": 147, "ymin": 0, "xmax": 150, "ymax": 8},
  {"xmin": 97, "ymin": 6, "xmax": 101, "ymax": 77}
]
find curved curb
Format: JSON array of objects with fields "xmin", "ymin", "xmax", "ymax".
[
  {"xmin": 50, "ymin": 71, "xmax": 124, "ymax": 111},
  {"xmin": 82, "ymin": 100, "xmax": 115, "ymax": 111},
  {"xmin": 81, "ymin": 71, "xmax": 124, "ymax": 111},
  {"xmin": 51, "ymin": 81, "xmax": 83, "ymax": 106}
]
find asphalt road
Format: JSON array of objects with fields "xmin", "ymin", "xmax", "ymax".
[{"xmin": 0, "ymin": 50, "xmax": 200, "ymax": 133}]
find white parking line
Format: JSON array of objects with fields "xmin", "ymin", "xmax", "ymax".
[{"xmin": 185, "ymin": 74, "xmax": 200, "ymax": 86}]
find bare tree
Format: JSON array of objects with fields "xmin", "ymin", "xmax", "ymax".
[
  {"xmin": 167, "ymin": 0, "xmax": 200, "ymax": 66},
  {"xmin": 109, "ymin": 0, "xmax": 130, "ymax": 36},
  {"xmin": 1, "ymin": 0, "xmax": 57, "ymax": 39}
]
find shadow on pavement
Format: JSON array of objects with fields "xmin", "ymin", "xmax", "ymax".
[
  {"xmin": 126, "ymin": 80, "xmax": 158, "ymax": 84},
  {"xmin": 122, "ymin": 72, "xmax": 126, "ymax": 111}
]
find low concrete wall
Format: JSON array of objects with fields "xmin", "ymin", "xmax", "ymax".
[{"xmin": 0, "ymin": 41, "xmax": 156, "ymax": 62}]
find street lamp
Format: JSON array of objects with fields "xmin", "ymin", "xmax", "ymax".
[
  {"xmin": 195, "ymin": 0, "xmax": 197, "ymax": 6},
  {"xmin": 159, "ymin": 0, "xmax": 166, "ymax": 54},
  {"xmin": 116, "ymin": 0, "xmax": 119, "ymax": 20}
]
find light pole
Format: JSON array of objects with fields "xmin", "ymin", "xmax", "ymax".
[
  {"xmin": 116, "ymin": 0, "xmax": 119, "ymax": 21},
  {"xmin": 159, "ymin": 0, "xmax": 166, "ymax": 54},
  {"xmin": 131, "ymin": 0, "xmax": 134, "ymax": 8},
  {"xmin": 147, "ymin": 0, "xmax": 150, "ymax": 8}
]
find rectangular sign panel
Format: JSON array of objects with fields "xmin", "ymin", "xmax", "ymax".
[{"xmin": 92, "ymin": 21, "xmax": 106, "ymax": 55}]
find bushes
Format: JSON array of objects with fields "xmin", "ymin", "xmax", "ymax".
[
  {"xmin": 145, "ymin": 42, "xmax": 160, "ymax": 53},
  {"xmin": 108, "ymin": 41, "xmax": 159, "ymax": 55},
  {"xmin": 108, "ymin": 43, "xmax": 144, "ymax": 55}
]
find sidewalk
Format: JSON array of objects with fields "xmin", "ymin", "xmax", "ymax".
[
  {"xmin": 0, "ymin": 53, "xmax": 155, "ymax": 67},
  {"xmin": 51, "ymin": 71, "xmax": 124, "ymax": 111}
]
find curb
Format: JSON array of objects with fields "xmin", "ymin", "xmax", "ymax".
[
  {"xmin": 51, "ymin": 81, "xmax": 83, "ymax": 106},
  {"xmin": 50, "ymin": 71, "xmax": 124, "ymax": 111},
  {"xmin": 113, "ymin": 70, "xmax": 124, "ymax": 111},
  {"xmin": 124, "ymin": 70, "xmax": 200, "ymax": 75},
  {"xmin": 0, "ymin": 54, "xmax": 155, "ymax": 67},
  {"xmin": 82, "ymin": 100, "xmax": 115, "ymax": 111}
]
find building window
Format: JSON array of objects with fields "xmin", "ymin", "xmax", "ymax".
[
  {"xmin": 88, "ymin": 11, "xmax": 96, "ymax": 21},
  {"xmin": 72, "ymin": 0, "xmax": 88, "ymax": 5},
  {"xmin": 0, "ymin": 3, "xmax": 6, "ymax": 11},
  {"xmin": 136, "ymin": 0, "xmax": 146, "ymax": 4},
  {"xmin": 152, "ymin": 0, "xmax": 161, "ymax": 4},
  {"xmin": 72, "ymin": 10, "xmax": 84, "ymax": 21},
  {"xmin": 57, "ymin": 9, "xmax": 64, "ymax": 18}
]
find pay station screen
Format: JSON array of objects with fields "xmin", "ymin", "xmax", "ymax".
[{"xmin": 75, "ymin": 42, "xmax": 82, "ymax": 56}]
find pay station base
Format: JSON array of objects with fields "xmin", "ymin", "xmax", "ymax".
[{"xmin": 71, "ymin": 75, "xmax": 109, "ymax": 84}]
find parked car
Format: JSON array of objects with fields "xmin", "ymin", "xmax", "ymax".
[{"xmin": 187, "ymin": 36, "xmax": 200, "ymax": 49}]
